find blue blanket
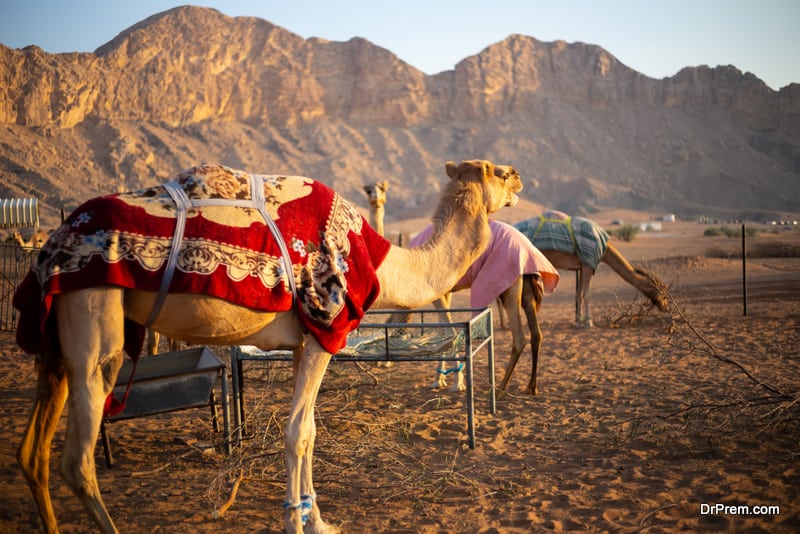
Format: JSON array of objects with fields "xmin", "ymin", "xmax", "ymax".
[{"xmin": 515, "ymin": 210, "xmax": 609, "ymax": 270}]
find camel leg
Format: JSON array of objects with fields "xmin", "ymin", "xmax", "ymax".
[
  {"xmin": 576, "ymin": 266, "xmax": 594, "ymax": 328},
  {"xmin": 497, "ymin": 279, "xmax": 525, "ymax": 395},
  {"xmin": 521, "ymin": 276, "xmax": 543, "ymax": 395},
  {"xmin": 433, "ymin": 359, "xmax": 449, "ymax": 389},
  {"xmin": 57, "ymin": 288, "xmax": 125, "ymax": 534},
  {"xmin": 146, "ymin": 329, "xmax": 159, "ymax": 355},
  {"xmin": 147, "ymin": 330, "xmax": 182, "ymax": 355},
  {"xmin": 285, "ymin": 337, "xmax": 337, "ymax": 534},
  {"xmin": 17, "ymin": 359, "xmax": 69, "ymax": 534},
  {"xmin": 431, "ymin": 293, "xmax": 458, "ymax": 390},
  {"xmin": 495, "ymin": 296, "xmax": 507, "ymax": 329}
]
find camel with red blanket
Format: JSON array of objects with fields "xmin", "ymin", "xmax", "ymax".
[
  {"xmin": 410, "ymin": 221, "xmax": 560, "ymax": 395},
  {"xmin": 14, "ymin": 159, "xmax": 522, "ymax": 534}
]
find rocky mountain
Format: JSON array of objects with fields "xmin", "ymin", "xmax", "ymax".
[{"xmin": 1, "ymin": 5, "xmax": 798, "ymax": 229}]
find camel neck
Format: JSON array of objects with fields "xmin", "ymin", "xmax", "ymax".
[
  {"xmin": 369, "ymin": 205, "xmax": 385, "ymax": 237},
  {"xmin": 374, "ymin": 181, "xmax": 490, "ymax": 309}
]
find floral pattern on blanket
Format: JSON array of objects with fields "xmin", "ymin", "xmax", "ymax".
[{"xmin": 15, "ymin": 164, "xmax": 391, "ymax": 355}]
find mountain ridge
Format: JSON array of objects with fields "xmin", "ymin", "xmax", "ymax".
[{"xmin": 1, "ymin": 6, "xmax": 797, "ymax": 228}]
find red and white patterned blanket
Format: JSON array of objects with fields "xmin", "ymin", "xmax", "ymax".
[{"xmin": 14, "ymin": 164, "xmax": 391, "ymax": 356}]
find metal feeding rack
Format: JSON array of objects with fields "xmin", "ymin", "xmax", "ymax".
[
  {"xmin": 231, "ymin": 307, "xmax": 496, "ymax": 449},
  {"xmin": 100, "ymin": 346, "xmax": 231, "ymax": 467}
]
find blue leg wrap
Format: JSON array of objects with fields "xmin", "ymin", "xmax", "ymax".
[
  {"xmin": 283, "ymin": 494, "xmax": 314, "ymax": 525},
  {"xmin": 437, "ymin": 363, "xmax": 464, "ymax": 376}
]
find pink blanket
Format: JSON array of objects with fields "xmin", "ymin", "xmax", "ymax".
[{"xmin": 410, "ymin": 220, "xmax": 559, "ymax": 308}]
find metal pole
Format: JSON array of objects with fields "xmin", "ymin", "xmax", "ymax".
[{"xmin": 742, "ymin": 224, "xmax": 747, "ymax": 316}]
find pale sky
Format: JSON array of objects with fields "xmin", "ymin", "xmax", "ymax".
[{"xmin": 1, "ymin": 0, "xmax": 798, "ymax": 90}]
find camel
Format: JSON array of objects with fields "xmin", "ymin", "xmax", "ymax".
[
  {"xmin": 363, "ymin": 181, "xmax": 399, "ymax": 369},
  {"xmin": 13, "ymin": 159, "xmax": 522, "ymax": 534},
  {"xmin": 515, "ymin": 211, "xmax": 669, "ymax": 327},
  {"xmin": 362, "ymin": 181, "xmax": 388, "ymax": 237},
  {"xmin": 12, "ymin": 229, "xmax": 48, "ymax": 249},
  {"xmin": 409, "ymin": 221, "xmax": 559, "ymax": 395}
]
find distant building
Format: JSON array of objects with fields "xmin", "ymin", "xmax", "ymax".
[{"xmin": 638, "ymin": 222, "xmax": 662, "ymax": 232}]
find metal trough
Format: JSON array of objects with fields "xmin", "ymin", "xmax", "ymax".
[{"xmin": 101, "ymin": 346, "xmax": 230, "ymax": 466}]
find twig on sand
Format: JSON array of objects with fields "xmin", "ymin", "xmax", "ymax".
[
  {"xmin": 212, "ymin": 468, "xmax": 246, "ymax": 519},
  {"xmin": 640, "ymin": 503, "xmax": 681, "ymax": 528},
  {"xmin": 351, "ymin": 360, "xmax": 379, "ymax": 385},
  {"xmin": 612, "ymin": 290, "xmax": 798, "ymax": 437},
  {"xmin": 666, "ymin": 290, "xmax": 789, "ymax": 398},
  {"xmin": 130, "ymin": 451, "xmax": 194, "ymax": 477}
]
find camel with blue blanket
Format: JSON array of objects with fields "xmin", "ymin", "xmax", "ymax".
[{"xmin": 515, "ymin": 211, "xmax": 669, "ymax": 327}]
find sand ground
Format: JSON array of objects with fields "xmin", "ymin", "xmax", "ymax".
[{"xmin": 1, "ymin": 220, "xmax": 798, "ymax": 533}]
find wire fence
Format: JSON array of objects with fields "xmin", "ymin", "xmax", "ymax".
[{"xmin": 0, "ymin": 243, "xmax": 36, "ymax": 331}]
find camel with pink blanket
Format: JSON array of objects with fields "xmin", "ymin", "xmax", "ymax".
[{"xmin": 410, "ymin": 220, "xmax": 559, "ymax": 395}]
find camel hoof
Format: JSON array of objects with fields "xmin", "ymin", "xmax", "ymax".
[{"xmin": 305, "ymin": 519, "xmax": 341, "ymax": 534}]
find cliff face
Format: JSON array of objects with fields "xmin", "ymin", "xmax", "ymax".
[{"xmin": 1, "ymin": 6, "xmax": 798, "ymax": 227}]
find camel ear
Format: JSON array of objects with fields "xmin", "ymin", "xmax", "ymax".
[
  {"xmin": 483, "ymin": 161, "xmax": 492, "ymax": 180},
  {"xmin": 381, "ymin": 180, "xmax": 389, "ymax": 191},
  {"xmin": 445, "ymin": 161, "xmax": 458, "ymax": 179}
]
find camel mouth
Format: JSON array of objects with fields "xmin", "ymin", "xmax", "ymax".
[{"xmin": 505, "ymin": 193, "xmax": 520, "ymax": 208}]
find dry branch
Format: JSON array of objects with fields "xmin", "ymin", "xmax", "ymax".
[
  {"xmin": 666, "ymin": 290, "xmax": 789, "ymax": 398},
  {"xmin": 212, "ymin": 468, "xmax": 246, "ymax": 519}
]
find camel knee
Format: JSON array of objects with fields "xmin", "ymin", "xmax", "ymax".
[
  {"xmin": 285, "ymin": 421, "xmax": 315, "ymax": 458},
  {"xmin": 286, "ymin": 434, "xmax": 310, "ymax": 460},
  {"xmin": 17, "ymin": 443, "xmax": 46, "ymax": 495},
  {"xmin": 59, "ymin": 450, "xmax": 98, "ymax": 498}
]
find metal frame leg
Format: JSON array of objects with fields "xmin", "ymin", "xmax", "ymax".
[
  {"xmin": 230, "ymin": 346, "xmax": 243, "ymax": 447},
  {"xmin": 100, "ymin": 420, "xmax": 114, "ymax": 468}
]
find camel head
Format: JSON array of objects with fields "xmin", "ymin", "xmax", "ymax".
[
  {"xmin": 13, "ymin": 230, "xmax": 48, "ymax": 249},
  {"xmin": 363, "ymin": 181, "xmax": 389, "ymax": 208},
  {"xmin": 31, "ymin": 231, "xmax": 48, "ymax": 249},
  {"xmin": 636, "ymin": 268, "xmax": 670, "ymax": 312},
  {"xmin": 444, "ymin": 159, "xmax": 522, "ymax": 215}
]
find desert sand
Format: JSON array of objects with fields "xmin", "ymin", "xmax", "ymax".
[{"xmin": 1, "ymin": 219, "xmax": 798, "ymax": 533}]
